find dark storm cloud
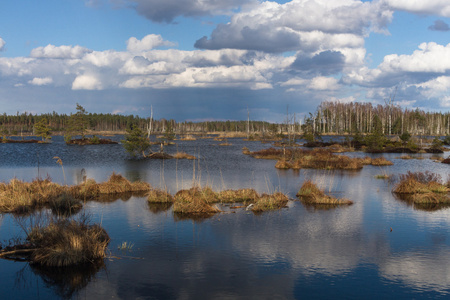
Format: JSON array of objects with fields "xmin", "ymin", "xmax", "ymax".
[
  {"xmin": 126, "ymin": 0, "xmax": 256, "ymax": 23},
  {"xmin": 291, "ymin": 51, "xmax": 346, "ymax": 75},
  {"xmin": 428, "ymin": 20, "xmax": 450, "ymax": 31},
  {"xmin": 195, "ymin": 25, "xmax": 301, "ymax": 53}
]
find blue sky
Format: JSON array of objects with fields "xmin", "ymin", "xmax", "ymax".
[{"xmin": 0, "ymin": 0, "xmax": 450, "ymax": 122}]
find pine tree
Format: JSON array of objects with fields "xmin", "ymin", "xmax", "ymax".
[
  {"xmin": 65, "ymin": 103, "xmax": 89, "ymax": 142},
  {"xmin": 34, "ymin": 117, "xmax": 52, "ymax": 141},
  {"xmin": 122, "ymin": 126, "xmax": 151, "ymax": 158}
]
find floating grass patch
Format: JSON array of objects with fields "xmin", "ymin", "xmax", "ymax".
[
  {"xmin": 97, "ymin": 172, "xmax": 150, "ymax": 194},
  {"xmin": 173, "ymin": 152, "xmax": 196, "ymax": 160},
  {"xmin": 297, "ymin": 180, "xmax": 353, "ymax": 205},
  {"xmin": 250, "ymin": 192, "xmax": 289, "ymax": 213},
  {"xmin": 371, "ymin": 157, "xmax": 394, "ymax": 166},
  {"xmin": 251, "ymin": 148, "xmax": 363, "ymax": 170},
  {"xmin": 49, "ymin": 193, "xmax": 83, "ymax": 217},
  {"xmin": 374, "ymin": 174, "xmax": 390, "ymax": 179},
  {"xmin": 218, "ymin": 189, "xmax": 259, "ymax": 203},
  {"xmin": 0, "ymin": 177, "xmax": 65, "ymax": 213},
  {"xmin": 179, "ymin": 135, "xmax": 196, "ymax": 141},
  {"xmin": 1, "ymin": 217, "xmax": 110, "ymax": 267},
  {"xmin": 173, "ymin": 187, "xmax": 221, "ymax": 217},
  {"xmin": 68, "ymin": 179, "xmax": 100, "ymax": 200},
  {"xmin": 411, "ymin": 193, "xmax": 450, "ymax": 204},
  {"xmin": 147, "ymin": 202, "xmax": 173, "ymax": 214},
  {"xmin": 242, "ymin": 147, "xmax": 251, "ymax": 155},
  {"xmin": 275, "ymin": 160, "xmax": 292, "ymax": 169},
  {"xmin": 398, "ymin": 155, "xmax": 413, "ymax": 159},
  {"xmin": 28, "ymin": 218, "xmax": 110, "ymax": 267},
  {"xmin": 147, "ymin": 188, "xmax": 174, "ymax": 203},
  {"xmin": 0, "ymin": 173, "xmax": 150, "ymax": 213},
  {"xmin": 392, "ymin": 171, "xmax": 449, "ymax": 204},
  {"xmin": 250, "ymin": 147, "xmax": 285, "ymax": 159},
  {"xmin": 357, "ymin": 156, "xmax": 372, "ymax": 165}
]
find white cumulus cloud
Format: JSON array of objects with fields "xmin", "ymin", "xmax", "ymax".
[
  {"xmin": 308, "ymin": 76, "xmax": 340, "ymax": 90},
  {"xmin": 29, "ymin": 77, "xmax": 53, "ymax": 86},
  {"xmin": 72, "ymin": 74, "xmax": 102, "ymax": 90},
  {"xmin": 126, "ymin": 34, "xmax": 176, "ymax": 53},
  {"xmin": 383, "ymin": 0, "xmax": 450, "ymax": 17},
  {"xmin": 30, "ymin": 44, "xmax": 92, "ymax": 59},
  {"xmin": 0, "ymin": 37, "xmax": 5, "ymax": 52}
]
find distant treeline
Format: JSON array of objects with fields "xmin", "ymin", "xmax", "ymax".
[
  {"xmin": 1, "ymin": 100, "xmax": 449, "ymax": 136},
  {"xmin": 310, "ymin": 101, "xmax": 450, "ymax": 136},
  {"xmin": 0, "ymin": 111, "xmax": 276, "ymax": 135}
]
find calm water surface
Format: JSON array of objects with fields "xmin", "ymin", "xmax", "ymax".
[{"xmin": 0, "ymin": 136, "xmax": 449, "ymax": 299}]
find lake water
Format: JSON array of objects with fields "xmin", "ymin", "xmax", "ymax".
[{"xmin": 0, "ymin": 136, "xmax": 449, "ymax": 299}]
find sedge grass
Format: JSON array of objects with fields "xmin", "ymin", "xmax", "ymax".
[
  {"xmin": 297, "ymin": 180, "xmax": 353, "ymax": 205},
  {"xmin": 26, "ymin": 217, "xmax": 110, "ymax": 267},
  {"xmin": 392, "ymin": 171, "xmax": 449, "ymax": 204},
  {"xmin": 250, "ymin": 192, "xmax": 289, "ymax": 213},
  {"xmin": 173, "ymin": 187, "xmax": 221, "ymax": 217},
  {"xmin": 0, "ymin": 172, "xmax": 151, "ymax": 213}
]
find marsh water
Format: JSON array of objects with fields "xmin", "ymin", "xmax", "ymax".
[{"xmin": 0, "ymin": 135, "xmax": 449, "ymax": 299}]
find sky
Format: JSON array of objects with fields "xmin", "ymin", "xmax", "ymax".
[{"xmin": 0, "ymin": 0, "xmax": 450, "ymax": 122}]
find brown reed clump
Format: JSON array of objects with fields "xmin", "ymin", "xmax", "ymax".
[
  {"xmin": 242, "ymin": 147, "xmax": 251, "ymax": 155},
  {"xmin": 68, "ymin": 179, "xmax": 100, "ymax": 200},
  {"xmin": 275, "ymin": 160, "xmax": 292, "ymax": 169},
  {"xmin": 357, "ymin": 156, "xmax": 372, "ymax": 165},
  {"xmin": 411, "ymin": 193, "xmax": 450, "ymax": 204},
  {"xmin": 27, "ymin": 218, "xmax": 110, "ymax": 267},
  {"xmin": 392, "ymin": 171, "xmax": 449, "ymax": 195},
  {"xmin": 173, "ymin": 152, "xmax": 196, "ymax": 160},
  {"xmin": 0, "ymin": 177, "xmax": 65, "ymax": 213},
  {"xmin": 179, "ymin": 135, "xmax": 197, "ymax": 141},
  {"xmin": 147, "ymin": 188, "xmax": 174, "ymax": 203},
  {"xmin": 297, "ymin": 180, "xmax": 353, "ymax": 205},
  {"xmin": 371, "ymin": 157, "xmax": 394, "ymax": 166},
  {"xmin": 250, "ymin": 147, "xmax": 286, "ymax": 159},
  {"xmin": 218, "ymin": 188, "xmax": 259, "ymax": 203},
  {"xmin": 251, "ymin": 147, "xmax": 363, "ymax": 170},
  {"xmin": 173, "ymin": 187, "xmax": 221, "ymax": 216},
  {"xmin": 97, "ymin": 172, "xmax": 150, "ymax": 194},
  {"xmin": 250, "ymin": 192, "xmax": 289, "ymax": 212},
  {"xmin": 296, "ymin": 150, "xmax": 363, "ymax": 170},
  {"xmin": 49, "ymin": 193, "xmax": 83, "ymax": 216}
]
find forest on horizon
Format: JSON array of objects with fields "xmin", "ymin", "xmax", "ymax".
[{"xmin": 0, "ymin": 101, "xmax": 449, "ymax": 137}]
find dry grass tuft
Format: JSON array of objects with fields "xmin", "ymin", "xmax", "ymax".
[
  {"xmin": 147, "ymin": 188, "xmax": 174, "ymax": 203},
  {"xmin": 275, "ymin": 160, "xmax": 292, "ymax": 169},
  {"xmin": 392, "ymin": 171, "xmax": 449, "ymax": 204},
  {"xmin": 218, "ymin": 189, "xmax": 259, "ymax": 203},
  {"xmin": 173, "ymin": 152, "xmax": 196, "ymax": 160},
  {"xmin": 371, "ymin": 157, "xmax": 394, "ymax": 166},
  {"xmin": 411, "ymin": 193, "xmax": 450, "ymax": 204},
  {"xmin": 242, "ymin": 147, "xmax": 251, "ymax": 155},
  {"xmin": 97, "ymin": 172, "xmax": 150, "ymax": 194},
  {"xmin": 297, "ymin": 180, "xmax": 353, "ymax": 205},
  {"xmin": 0, "ymin": 172, "xmax": 150, "ymax": 213},
  {"xmin": 49, "ymin": 193, "xmax": 83, "ymax": 216},
  {"xmin": 28, "ymin": 218, "xmax": 110, "ymax": 267},
  {"xmin": 173, "ymin": 187, "xmax": 221, "ymax": 216},
  {"xmin": 0, "ymin": 177, "xmax": 65, "ymax": 213},
  {"xmin": 251, "ymin": 192, "xmax": 289, "ymax": 212},
  {"xmin": 357, "ymin": 156, "xmax": 372, "ymax": 165},
  {"xmin": 179, "ymin": 135, "xmax": 197, "ymax": 141},
  {"xmin": 251, "ymin": 148, "xmax": 363, "ymax": 170}
]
